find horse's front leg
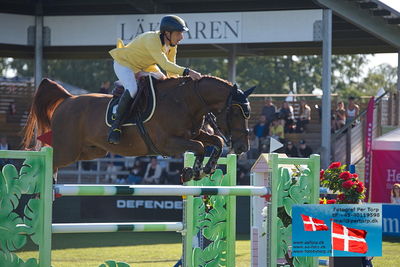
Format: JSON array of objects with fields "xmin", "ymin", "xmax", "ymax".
[
  {"xmin": 162, "ymin": 137, "xmax": 205, "ymax": 182},
  {"xmin": 195, "ymin": 131, "xmax": 224, "ymax": 176}
]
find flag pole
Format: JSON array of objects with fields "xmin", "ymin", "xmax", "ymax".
[{"xmin": 330, "ymin": 219, "xmax": 334, "ymax": 257}]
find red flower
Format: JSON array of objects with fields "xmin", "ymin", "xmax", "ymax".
[
  {"xmin": 327, "ymin": 199, "xmax": 337, "ymax": 204},
  {"xmin": 339, "ymin": 171, "xmax": 352, "ymax": 180},
  {"xmin": 342, "ymin": 180, "xmax": 354, "ymax": 189},
  {"xmin": 328, "ymin": 162, "xmax": 341, "ymax": 169},
  {"xmin": 320, "ymin": 170, "xmax": 325, "ymax": 180},
  {"xmin": 352, "ymin": 173, "xmax": 359, "ymax": 179},
  {"xmin": 356, "ymin": 181, "xmax": 364, "ymax": 193},
  {"xmin": 320, "ymin": 200, "xmax": 324, "ymax": 204},
  {"xmin": 337, "ymin": 194, "xmax": 345, "ymax": 200}
]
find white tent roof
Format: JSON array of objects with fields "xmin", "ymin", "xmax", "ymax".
[{"xmin": 372, "ymin": 128, "xmax": 400, "ymax": 151}]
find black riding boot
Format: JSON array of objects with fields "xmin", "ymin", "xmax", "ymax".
[{"xmin": 108, "ymin": 90, "xmax": 134, "ymax": 144}]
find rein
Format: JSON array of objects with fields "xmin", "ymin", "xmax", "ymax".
[{"xmin": 191, "ymin": 80, "xmax": 248, "ymax": 147}]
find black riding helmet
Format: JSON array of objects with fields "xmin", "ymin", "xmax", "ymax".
[{"xmin": 160, "ymin": 15, "xmax": 189, "ymax": 33}]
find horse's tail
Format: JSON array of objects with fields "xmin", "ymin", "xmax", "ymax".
[{"xmin": 22, "ymin": 78, "xmax": 72, "ymax": 149}]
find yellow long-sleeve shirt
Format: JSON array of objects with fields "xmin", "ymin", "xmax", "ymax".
[{"xmin": 109, "ymin": 31, "xmax": 185, "ymax": 77}]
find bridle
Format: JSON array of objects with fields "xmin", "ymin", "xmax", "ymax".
[{"xmin": 191, "ymin": 81, "xmax": 250, "ymax": 147}]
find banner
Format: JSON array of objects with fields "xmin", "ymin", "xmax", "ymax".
[
  {"xmin": 364, "ymin": 97, "xmax": 374, "ymax": 202},
  {"xmin": 382, "ymin": 204, "xmax": 400, "ymax": 236},
  {"xmin": 80, "ymin": 196, "xmax": 183, "ymax": 222},
  {"xmin": 371, "ymin": 150, "xmax": 400, "ymax": 203},
  {"xmin": 292, "ymin": 204, "xmax": 382, "ymax": 257}
]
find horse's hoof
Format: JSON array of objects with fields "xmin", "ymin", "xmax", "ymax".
[
  {"xmin": 181, "ymin": 167, "xmax": 194, "ymax": 183},
  {"xmin": 193, "ymin": 170, "xmax": 206, "ymax": 181}
]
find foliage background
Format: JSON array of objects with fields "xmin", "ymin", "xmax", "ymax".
[{"xmin": 0, "ymin": 54, "xmax": 397, "ymax": 98}]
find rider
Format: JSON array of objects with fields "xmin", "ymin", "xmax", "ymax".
[{"xmin": 108, "ymin": 15, "xmax": 202, "ymax": 144}]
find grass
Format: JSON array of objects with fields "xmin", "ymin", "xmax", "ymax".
[{"xmin": 16, "ymin": 233, "xmax": 400, "ymax": 267}]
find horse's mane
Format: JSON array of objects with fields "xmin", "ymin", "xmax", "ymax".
[{"xmin": 155, "ymin": 75, "xmax": 233, "ymax": 88}]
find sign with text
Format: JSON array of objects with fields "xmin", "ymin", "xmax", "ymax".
[
  {"xmin": 371, "ymin": 150, "xmax": 400, "ymax": 203},
  {"xmin": 80, "ymin": 196, "xmax": 183, "ymax": 222},
  {"xmin": 383, "ymin": 204, "xmax": 400, "ymax": 236},
  {"xmin": 292, "ymin": 204, "xmax": 382, "ymax": 257},
  {"xmin": 0, "ymin": 10, "xmax": 322, "ymax": 46}
]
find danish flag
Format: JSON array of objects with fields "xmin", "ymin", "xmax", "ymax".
[
  {"xmin": 332, "ymin": 222, "xmax": 368, "ymax": 254},
  {"xmin": 301, "ymin": 214, "xmax": 328, "ymax": 231}
]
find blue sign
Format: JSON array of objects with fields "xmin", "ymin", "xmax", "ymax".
[
  {"xmin": 382, "ymin": 204, "xmax": 400, "ymax": 237},
  {"xmin": 292, "ymin": 204, "xmax": 382, "ymax": 257}
]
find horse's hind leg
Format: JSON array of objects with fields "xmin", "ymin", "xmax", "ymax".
[{"xmin": 52, "ymin": 136, "xmax": 81, "ymax": 171}]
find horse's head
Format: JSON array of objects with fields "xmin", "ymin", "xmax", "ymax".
[{"xmin": 216, "ymin": 84, "xmax": 256, "ymax": 155}]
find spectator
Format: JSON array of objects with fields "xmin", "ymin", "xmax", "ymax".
[
  {"xmin": 285, "ymin": 141, "xmax": 299, "ymax": 157},
  {"xmin": 0, "ymin": 136, "xmax": 10, "ymax": 150},
  {"xmin": 346, "ymin": 96, "xmax": 360, "ymax": 126},
  {"xmin": 295, "ymin": 100, "xmax": 311, "ymax": 133},
  {"xmin": 0, "ymin": 136, "xmax": 11, "ymax": 168},
  {"xmin": 142, "ymin": 157, "xmax": 163, "ymax": 184},
  {"xmin": 253, "ymin": 115, "xmax": 269, "ymax": 143},
  {"xmin": 247, "ymin": 130, "xmax": 260, "ymax": 160},
  {"xmin": 98, "ymin": 81, "xmax": 111, "ymax": 94},
  {"xmin": 278, "ymin": 101, "xmax": 295, "ymax": 133},
  {"xmin": 127, "ymin": 158, "xmax": 145, "ymax": 184},
  {"xmin": 166, "ymin": 155, "xmax": 184, "ymax": 184},
  {"xmin": 105, "ymin": 153, "xmax": 124, "ymax": 183},
  {"xmin": 8, "ymin": 102, "xmax": 16, "ymax": 115},
  {"xmin": 298, "ymin": 139, "xmax": 313, "ymax": 158},
  {"xmin": 391, "ymin": 183, "xmax": 400, "ymax": 204},
  {"xmin": 334, "ymin": 101, "xmax": 346, "ymax": 131},
  {"xmin": 261, "ymin": 97, "xmax": 276, "ymax": 127},
  {"xmin": 269, "ymin": 118, "xmax": 285, "ymax": 143}
]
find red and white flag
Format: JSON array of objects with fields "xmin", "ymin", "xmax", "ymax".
[
  {"xmin": 301, "ymin": 214, "xmax": 329, "ymax": 231},
  {"xmin": 332, "ymin": 222, "xmax": 368, "ymax": 254}
]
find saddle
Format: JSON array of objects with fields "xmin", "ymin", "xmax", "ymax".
[{"xmin": 105, "ymin": 76, "xmax": 157, "ymax": 127}]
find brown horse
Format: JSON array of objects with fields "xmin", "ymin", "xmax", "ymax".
[{"xmin": 23, "ymin": 76, "xmax": 254, "ymax": 181}]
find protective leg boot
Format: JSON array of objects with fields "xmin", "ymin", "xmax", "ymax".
[{"xmin": 108, "ymin": 90, "xmax": 134, "ymax": 144}]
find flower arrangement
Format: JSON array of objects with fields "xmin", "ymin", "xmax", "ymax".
[{"xmin": 320, "ymin": 162, "xmax": 365, "ymax": 204}]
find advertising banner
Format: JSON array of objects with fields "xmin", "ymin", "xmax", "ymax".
[
  {"xmin": 80, "ymin": 196, "xmax": 183, "ymax": 222},
  {"xmin": 371, "ymin": 150, "xmax": 400, "ymax": 203},
  {"xmin": 292, "ymin": 204, "xmax": 382, "ymax": 257},
  {"xmin": 364, "ymin": 97, "xmax": 374, "ymax": 202},
  {"xmin": 382, "ymin": 204, "xmax": 400, "ymax": 237}
]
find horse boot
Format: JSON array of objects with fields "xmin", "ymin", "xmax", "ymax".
[{"xmin": 108, "ymin": 90, "xmax": 134, "ymax": 144}]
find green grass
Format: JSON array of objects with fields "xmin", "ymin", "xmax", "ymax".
[{"xmin": 15, "ymin": 233, "xmax": 400, "ymax": 267}]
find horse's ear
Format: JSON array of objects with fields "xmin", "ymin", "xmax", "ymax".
[
  {"xmin": 233, "ymin": 83, "xmax": 238, "ymax": 91},
  {"xmin": 244, "ymin": 86, "xmax": 256, "ymax": 97}
]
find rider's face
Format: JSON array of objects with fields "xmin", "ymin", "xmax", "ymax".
[{"xmin": 168, "ymin": 31, "xmax": 184, "ymax": 46}]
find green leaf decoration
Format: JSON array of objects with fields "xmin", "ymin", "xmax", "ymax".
[
  {"xmin": 192, "ymin": 240, "xmax": 226, "ymax": 267},
  {"xmin": 18, "ymin": 158, "xmax": 44, "ymax": 195},
  {"xmin": 193, "ymin": 197, "xmax": 207, "ymax": 236},
  {"xmin": 23, "ymin": 199, "xmax": 41, "ymax": 245},
  {"xmin": 98, "ymin": 260, "xmax": 130, "ymax": 267},
  {"xmin": 0, "ymin": 210, "xmax": 27, "ymax": 252},
  {"xmin": 282, "ymin": 196, "xmax": 295, "ymax": 217},
  {"xmin": 0, "ymin": 164, "xmax": 22, "ymax": 213},
  {"xmin": 203, "ymin": 196, "xmax": 227, "ymax": 241},
  {"xmin": 0, "ymin": 251, "xmax": 39, "ymax": 267}
]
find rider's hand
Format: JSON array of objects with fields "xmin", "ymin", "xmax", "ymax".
[{"xmin": 188, "ymin": 69, "xmax": 202, "ymax": 80}]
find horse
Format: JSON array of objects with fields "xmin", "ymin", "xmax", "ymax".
[{"xmin": 23, "ymin": 76, "xmax": 255, "ymax": 181}]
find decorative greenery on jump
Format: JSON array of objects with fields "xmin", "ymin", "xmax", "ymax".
[{"xmin": 0, "ymin": 148, "xmax": 319, "ymax": 267}]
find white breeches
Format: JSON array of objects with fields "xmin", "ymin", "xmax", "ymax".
[{"xmin": 113, "ymin": 61, "xmax": 138, "ymax": 98}]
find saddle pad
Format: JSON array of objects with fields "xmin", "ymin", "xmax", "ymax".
[{"xmin": 105, "ymin": 76, "xmax": 157, "ymax": 127}]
